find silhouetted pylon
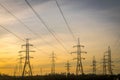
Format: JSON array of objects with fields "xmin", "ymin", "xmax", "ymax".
[
  {"xmin": 71, "ymin": 38, "xmax": 87, "ymax": 75},
  {"xmin": 19, "ymin": 39, "xmax": 35, "ymax": 77},
  {"xmin": 18, "ymin": 53, "xmax": 24, "ymax": 76},
  {"xmin": 92, "ymin": 56, "xmax": 96, "ymax": 74},
  {"xmin": 103, "ymin": 54, "xmax": 107, "ymax": 75},
  {"xmin": 65, "ymin": 60, "xmax": 71, "ymax": 75},
  {"xmin": 104, "ymin": 46, "xmax": 113, "ymax": 75},
  {"xmin": 50, "ymin": 51, "xmax": 56, "ymax": 75}
]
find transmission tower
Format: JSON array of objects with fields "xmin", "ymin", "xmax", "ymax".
[
  {"xmin": 14, "ymin": 65, "xmax": 18, "ymax": 77},
  {"xmin": 18, "ymin": 53, "xmax": 24, "ymax": 76},
  {"xmin": 104, "ymin": 46, "xmax": 113, "ymax": 75},
  {"xmin": 103, "ymin": 54, "xmax": 107, "ymax": 75},
  {"xmin": 92, "ymin": 56, "xmax": 96, "ymax": 75},
  {"xmin": 40, "ymin": 67, "xmax": 42, "ymax": 75},
  {"xmin": 50, "ymin": 52, "xmax": 56, "ymax": 75},
  {"xmin": 65, "ymin": 60, "xmax": 71, "ymax": 75},
  {"xmin": 19, "ymin": 39, "xmax": 35, "ymax": 77},
  {"xmin": 71, "ymin": 38, "xmax": 87, "ymax": 75}
]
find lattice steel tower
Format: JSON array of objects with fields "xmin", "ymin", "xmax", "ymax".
[
  {"xmin": 50, "ymin": 51, "xmax": 56, "ymax": 74},
  {"xmin": 103, "ymin": 54, "xmax": 107, "ymax": 75},
  {"xmin": 65, "ymin": 61, "xmax": 71, "ymax": 75},
  {"xmin": 104, "ymin": 46, "xmax": 113, "ymax": 75},
  {"xmin": 71, "ymin": 38, "xmax": 87, "ymax": 75},
  {"xmin": 19, "ymin": 39, "xmax": 35, "ymax": 76},
  {"xmin": 18, "ymin": 53, "xmax": 23, "ymax": 76},
  {"xmin": 92, "ymin": 56, "xmax": 96, "ymax": 74}
]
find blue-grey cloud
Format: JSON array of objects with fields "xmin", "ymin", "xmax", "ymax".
[{"xmin": 60, "ymin": 0, "xmax": 120, "ymax": 30}]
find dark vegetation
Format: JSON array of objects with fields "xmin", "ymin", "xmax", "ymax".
[{"xmin": 0, "ymin": 74, "xmax": 120, "ymax": 80}]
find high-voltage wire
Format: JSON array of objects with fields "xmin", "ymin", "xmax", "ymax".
[
  {"xmin": 0, "ymin": 3, "xmax": 59, "ymax": 51},
  {"xmin": 0, "ymin": 3, "xmax": 48, "ymax": 54},
  {"xmin": 25, "ymin": 0, "xmax": 69, "ymax": 53},
  {"xmin": 0, "ymin": 25, "xmax": 24, "ymax": 41},
  {"xmin": 54, "ymin": 0, "xmax": 76, "ymax": 42},
  {"xmin": 0, "ymin": 25, "xmax": 48, "ymax": 54}
]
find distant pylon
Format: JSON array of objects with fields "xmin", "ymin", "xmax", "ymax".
[
  {"xmin": 40, "ymin": 67, "xmax": 42, "ymax": 75},
  {"xmin": 71, "ymin": 38, "xmax": 87, "ymax": 75},
  {"xmin": 65, "ymin": 60, "xmax": 71, "ymax": 75},
  {"xmin": 14, "ymin": 65, "xmax": 18, "ymax": 77},
  {"xmin": 92, "ymin": 56, "xmax": 96, "ymax": 75},
  {"xmin": 103, "ymin": 54, "xmax": 107, "ymax": 75},
  {"xmin": 19, "ymin": 39, "xmax": 35, "ymax": 77},
  {"xmin": 50, "ymin": 51, "xmax": 56, "ymax": 75},
  {"xmin": 104, "ymin": 46, "xmax": 113, "ymax": 75},
  {"xmin": 18, "ymin": 53, "xmax": 23, "ymax": 76}
]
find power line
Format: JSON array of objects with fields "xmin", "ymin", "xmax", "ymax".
[
  {"xmin": 0, "ymin": 3, "xmax": 59, "ymax": 51},
  {"xmin": 0, "ymin": 25, "xmax": 48, "ymax": 54},
  {"xmin": 24, "ymin": 0, "xmax": 69, "ymax": 53},
  {"xmin": 54, "ymin": 0, "xmax": 76, "ymax": 42},
  {"xmin": 0, "ymin": 25, "xmax": 24, "ymax": 41}
]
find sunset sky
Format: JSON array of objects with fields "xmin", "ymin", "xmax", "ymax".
[{"xmin": 0, "ymin": 0, "xmax": 120, "ymax": 75}]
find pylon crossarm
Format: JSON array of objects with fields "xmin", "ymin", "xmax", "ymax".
[
  {"xmin": 81, "ymin": 51, "xmax": 87, "ymax": 54},
  {"xmin": 19, "ymin": 51, "xmax": 26, "ymax": 53},
  {"xmin": 22, "ymin": 44, "xmax": 26, "ymax": 47},
  {"xmin": 79, "ymin": 45, "xmax": 84, "ymax": 48},
  {"xmin": 28, "ymin": 44, "xmax": 33, "ymax": 46},
  {"xmin": 71, "ymin": 52, "xmax": 76, "ymax": 54},
  {"xmin": 104, "ymin": 51, "xmax": 108, "ymax": 54},
  {"xmin": 73, "ymin": 58, "xmax": 77, "ymax": 60},
  {"xmin": 30, "ymin": 57, "xmax": 34, "ymax": 58},
  {"xmin": 73, "ymin": 45, "xmax": 77, "ymax": 48},
  {"xmin": 82, "ymin": 58, "xmax": 85, "ymax": 60},
  {"xmin": 21, "ymin": 57, "xmax": 25, "ymax": 59},
  {"xmin": 30, "ymin": 50, "xmax": 36, "ymax": 52}
]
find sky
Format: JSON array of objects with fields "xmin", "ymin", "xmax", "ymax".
[{"xmin": 0, "ymin": 0, "xmax": 120, "ymax": 75}]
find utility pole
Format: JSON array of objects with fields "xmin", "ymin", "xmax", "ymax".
[
  {"xmin": 50, "ymin": 51, "xmax": 56, "ymax": 75},
  {"xmin": 92, "ymin": 56, "xmax": 96, "ymax": 75},
  {"xmin": 19, "ymin": 39, "xmax": 35, "ymax": 77},
  {"xmin": 65, "ymin": 60, "xmax": 71, "ymax": 75},
  {"xmin": 104, "ymin": 46, "xmax": 113, "ymax": 75},
  {"xmin": 71, "ymin": 38, "xmax": 87, "ymax": 75}
]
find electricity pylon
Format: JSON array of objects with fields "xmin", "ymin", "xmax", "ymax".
[
  {"xmin": 19, "ymin": 39, "xmax": 35, "ymax": 77},
  {"xmin": 18, "ymin": 53, "xmax": 24, "ymax": 76},
  {"xmin": 14, "ymin": 65, "xmax": 18, "ymax": 77},
  {"xmin": 103, "ymin": 54, "xmax": 107, "ymax": 75},
  {"xmin": 92, "ymin": 56, "xmax": 96, "ymax": 75},
  {"xmin": 104, "ymin": 46, "xmax": 113, "ymax": 75},
  {"xmin": 71, "ymin": 38, "xmax": 87, "ymax": 75},
  {"xmin": 50, "ymin": 51, "xmax": 56, "ymax": 75},
  {"xmin": 40, "ymin": 67, "xmax": 42, "ymax": 75},
  {"xmin": 65, "ymin": 60, "xmax": 71, "ymax": 75}
]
